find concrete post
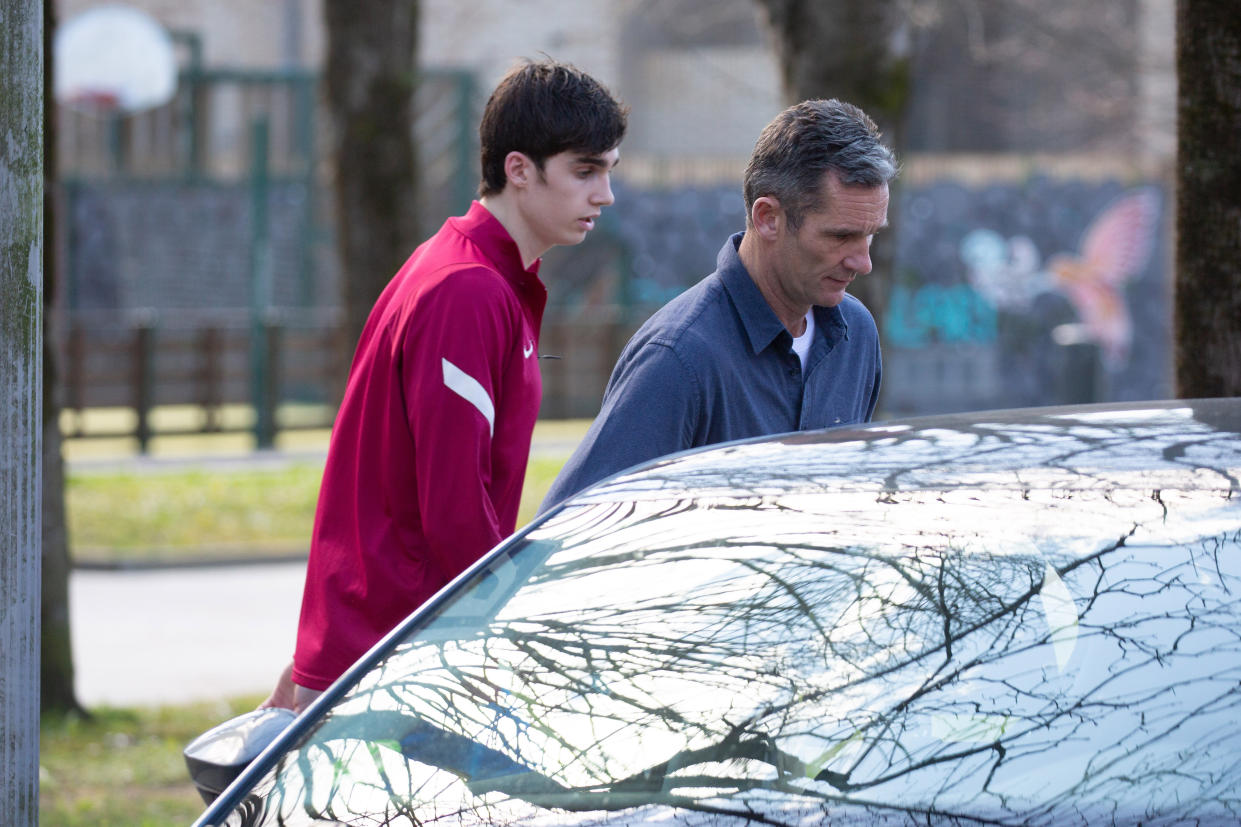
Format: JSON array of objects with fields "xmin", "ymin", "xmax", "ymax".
[{"xmin": 0, "ymin": 0, "xmax": 45, "ymax": 823}]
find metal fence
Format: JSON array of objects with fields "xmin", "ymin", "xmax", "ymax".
[
  {"xmin": 54, "ymin": 36, "xmax": 1177, "ymax": 449},
  {"xmin": 54, "ymin": 36, "xmax": 483, "ymax": 448}
]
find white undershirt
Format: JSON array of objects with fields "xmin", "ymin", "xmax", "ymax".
[{"xmin": 791, "ymin": 310, "xmax": 815, "ymax": 369}]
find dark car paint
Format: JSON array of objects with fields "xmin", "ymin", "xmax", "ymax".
[{"xmin": 195, "ymin": 399, "xmax": 1241, "ymax": 826}]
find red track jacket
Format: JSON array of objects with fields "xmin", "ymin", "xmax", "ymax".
[{"xmin": 292, "ymin": 202, "xmax": 546, "ymax": 690}]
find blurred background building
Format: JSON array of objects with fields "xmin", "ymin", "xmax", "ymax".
[{"xmin": 50, "ymin": 0, "xmax": 1176, "ymax": 445}]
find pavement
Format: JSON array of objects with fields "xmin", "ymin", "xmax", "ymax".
[
  {"xmin": 71, "ymin": 560, "xmax": 305, "ymax": 707},
  {"xmin": 67, "ymin": 420, "xmax": 590, "ymax": 708}
]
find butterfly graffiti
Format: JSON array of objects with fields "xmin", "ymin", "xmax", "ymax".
[{"xmin": 960, "ymin": 189, "xmax": 1161, "ymax": 369}]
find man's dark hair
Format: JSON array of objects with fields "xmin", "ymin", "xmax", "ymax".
[
  {"xmin": 478, "ymin": 59, "xmax": 628, "ymax": 197},
  {"xmin": 743, "ymin": 99, "xmax": 898, "ymax": 230}
]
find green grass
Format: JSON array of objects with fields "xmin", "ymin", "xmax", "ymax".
[
  {"xmin": 49, "ymin": 450, "xmax": 577, "ymax": 825},
  {"xmin": 68, "ymin": 464, "xmax": 324, "ymax": 564},
  {"xmin": 61, "ymin": 404, "xmax": 336, "ymax": 462},
  {"xmin": 518, "ymin": 454, "xmax": 570, "ymax": 527},
  {"xmin": 40, "ymin": 696, "xmax": 264, "ymax": 826},
  {"xmin": 50, "ymin": 415, "xmax": 588, "ymax": 824},
  {"xmin": 65, "ymin": 416, "xmax": 586, "ymax": 564},
  {"xmin": 68, "ymin": 454, "xmax": 571, "ymax": 565}
]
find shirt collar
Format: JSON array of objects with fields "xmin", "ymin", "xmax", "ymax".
[
  {"xmin": 450, "ymin": 201, "xmax": 544, "ymax": 289},
  {"xmin": 718, "ymin": 232, "xmax": 849, "ymax": 355}
]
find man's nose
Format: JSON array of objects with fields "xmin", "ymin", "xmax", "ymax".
[{"xmin": 844, "ymin": 238, "xmax": 873, "ymax": 275}]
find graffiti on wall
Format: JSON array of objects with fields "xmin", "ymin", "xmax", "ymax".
[
  {"xmin": 888, "ymin": 178, "xmax": 1169, "ymax": 408},
  {"xmin": 888, "ymin": 187, "xmax": 1161, "ymax": 365},
  {"xmin": 958, "ymin": 188, "xmax": 1161, "ymax": 367},
  {"xmin": 553, "ymin": 175, "xmax": 1170, "ymax": 414},
  {"xmin": 884, "ymin": 283, "xmax": 997, "ymax": 348}
]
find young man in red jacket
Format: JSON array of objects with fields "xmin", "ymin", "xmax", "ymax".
[{"xmin": 263, "ymin": 59, "xmax": 627, "ymax": 712}]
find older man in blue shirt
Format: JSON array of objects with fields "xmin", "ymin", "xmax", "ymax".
[{"xmin": 541, "ymin": 98, "xmax": 898, "ymax": 512}]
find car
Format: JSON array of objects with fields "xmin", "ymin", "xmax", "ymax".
[{"xmin": 192, "ymin": 398, "xmax": 1241, "ymax": 826}]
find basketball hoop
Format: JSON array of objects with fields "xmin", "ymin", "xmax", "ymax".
[{"xmin": 54, "ymin": 4, "xmax": 178, "ymax": 115}]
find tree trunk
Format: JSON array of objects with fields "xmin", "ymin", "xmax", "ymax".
[
  {"xmin": 42, "ymin": 417, "xmax": 81, "ymax": 715},
  {"xmin": 323, "ymin": 0, "xmax": 421, "ymax": 355},
  {"xmin": 40, "ymin": 0, "xmax": 84, "ymax": 719},
  {"xmin": 751, "ymin": 0, "xmax": 910, "ymax": 387},
  {"xmin": 1174, "ymin": 0, "xmax": 1241, "ymax": 397},
  {"xmin": 1, "ymin": 0, "xmax": 45, "ymax": 821}
]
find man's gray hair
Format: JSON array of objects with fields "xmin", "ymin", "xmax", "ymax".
[{"xmin": 743, "ymin": 99, "xmax": 898, "ymax": 229}]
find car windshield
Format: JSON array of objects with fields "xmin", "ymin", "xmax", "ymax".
[{"xmin": 206, "ymin": 406, "xmax": 1241, "ymax": 826}]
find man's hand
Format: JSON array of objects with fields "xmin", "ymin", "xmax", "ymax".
[
  {"xmin": 258, "ymin": 660, "xmax": 298, "ymax": 710},
  {"xmin": 293, "ymin": 684, "xmax": 324, "ymax": 714},
  {"xmin": 259, "ymin": 660, "xmax": 324, "ymax": 713}
]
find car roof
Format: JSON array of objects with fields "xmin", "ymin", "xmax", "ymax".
[
  {"xmin": 569, "ymin": 398, "xmax": 1241, "ymax": 505},
  {"xmin": 195, "ymin": 398, "xmax": 1241, "ymax": 826}
]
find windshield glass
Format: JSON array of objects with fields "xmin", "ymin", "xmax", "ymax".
[{"xmin": 213, "ymin": 476, "xmax": 1241, "ymax": 826}]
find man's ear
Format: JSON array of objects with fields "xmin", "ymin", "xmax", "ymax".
[
  {"xmin": 750, "ymin": 196, "xmax": 784, "ymax": 241},
  {"xmin": 504, "ymin": 151, "xmax": 534, "ymax": 190}
]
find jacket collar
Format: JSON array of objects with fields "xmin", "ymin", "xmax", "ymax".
[
  {"xmin": 717, "ymin": 232, "xmax": 849, "ymax": 356},
  {"xmin": 452, "ymin": 201, "xmax": 544, "ymax": 288}
]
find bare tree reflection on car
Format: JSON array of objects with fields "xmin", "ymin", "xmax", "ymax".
[{"xmin": 195, "ymin": 399, "xmax": 1241, "ymax": 826}]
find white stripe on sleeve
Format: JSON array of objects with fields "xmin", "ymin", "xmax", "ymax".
[{"xmin": 441, "ymin": 357, "xmax": 495, "ymax": 437}]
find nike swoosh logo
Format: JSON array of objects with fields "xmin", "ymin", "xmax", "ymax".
[{"xmin": 523, "ymin": 341, "xmax": 535, "ymax": 358}]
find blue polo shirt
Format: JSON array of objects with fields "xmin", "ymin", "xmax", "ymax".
[{"xmin": 540, "ymin": 232, "xmax": 882, "ymax": 512}]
